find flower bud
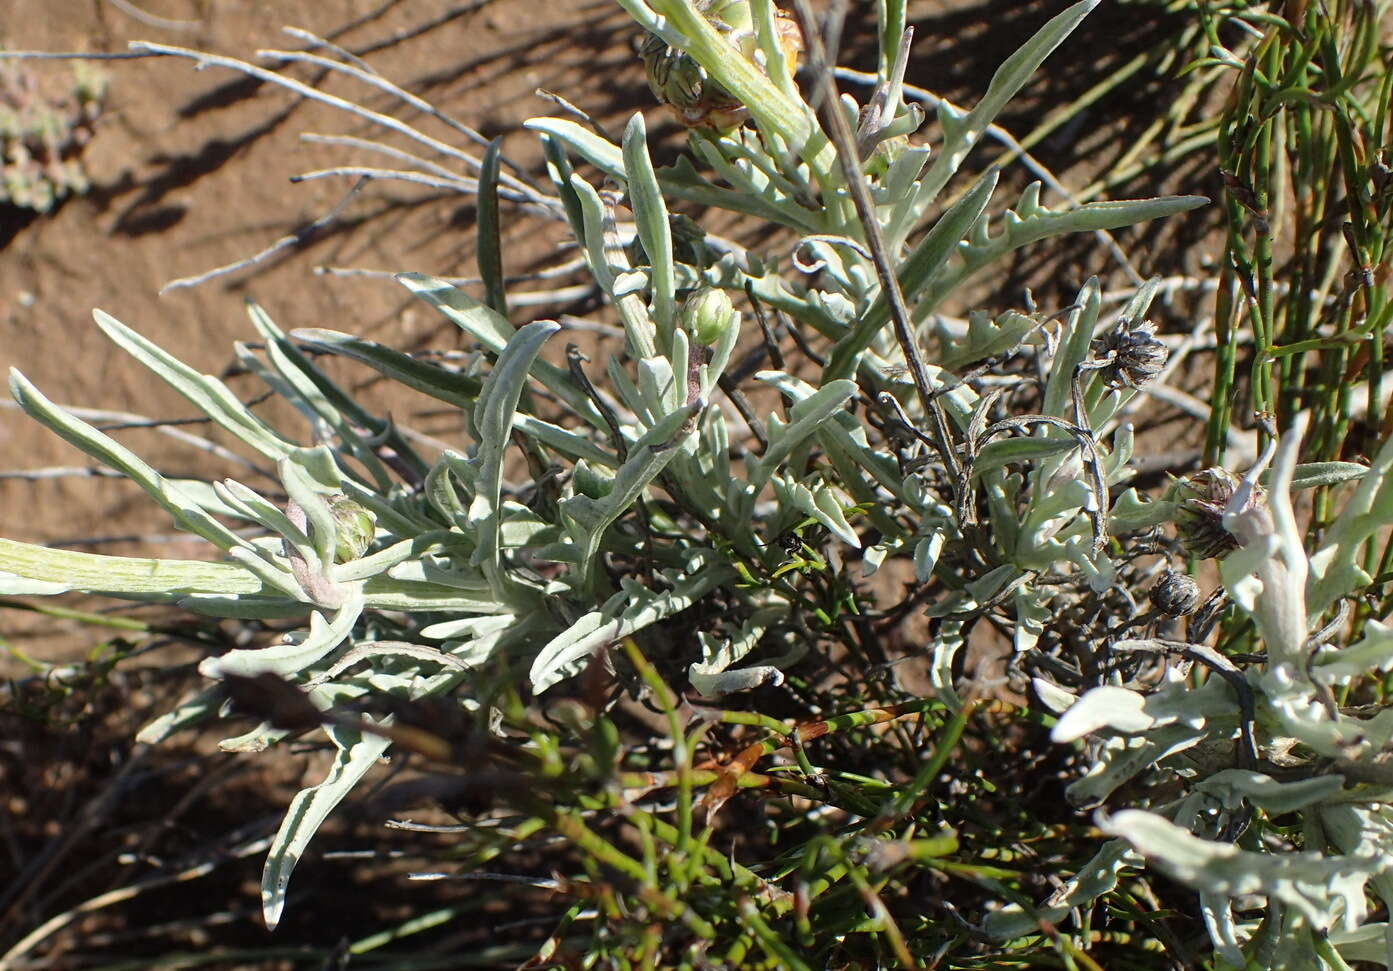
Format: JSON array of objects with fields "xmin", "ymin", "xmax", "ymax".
[
  {"xmin": 1150, "ymin": 570, "xmax": 1201, "ymax": 617},
  {"xmin": 680, "ymin": 286, "xmax": 737, "ymax": 346},
  {"xmin": 1092, "ymin": 320, "xmax": 1168, "ymax": 390},
  {"xmin": 1168, "ymin": 468, "xmax": 1264, "ymax": 560},
  {"xmin": 325, "ymin": 494, "xmax": 376, "ymax": 563}
]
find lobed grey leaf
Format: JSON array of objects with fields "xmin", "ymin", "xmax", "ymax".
[
  {"xmin": 92, "ymin": 309, "xmax": 295, "ymax": 461},
  {"xmin": 261, "ymin": 722, "xmax": 392, "ymax": 930},
  {"xmin": 530, "ymin": 558, "xmax": 737, "ymax": 692},
  {"xmin": 913, "ymin": 0, "xmax": 1101, "ymax": 217},
  {"xmin": 289, "ymin": 328, "xmax": 480, "ymax": 409}
]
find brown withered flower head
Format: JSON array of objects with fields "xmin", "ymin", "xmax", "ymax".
[
  {"xmin": 1150, "ymin": 570, "xmax": 1202, "ymax": 617},
  {"xmin": 1169, "ymin": 468, "xmax": 1267, "ymax": 560},
  {"xmin": 1091, "ymin": 320, "xmax": 1168, "ymax": 390}
]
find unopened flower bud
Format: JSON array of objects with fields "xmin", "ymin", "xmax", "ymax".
[
  {"xmin": 1150, "ymin": 571, "xmax": 1201, "ymax": 617},
  {"xmin": 1092, "ymin": 321, "xmax": 1168, "ymax": 390},
  {"xmin": 1168, "ymin": 468, "xmax": 1264, "ymax": 560},
  {"xmin": 681, "ymin": 286, "xmax": 737, "ymax": 346},
  {"xmin": 326, "ymin": 494, "xmax": 376, "ymax": 563}
]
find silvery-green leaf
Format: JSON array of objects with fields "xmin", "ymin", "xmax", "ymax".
[
  {"xmin": 419, "ymin": 613, "xmax": 516, "ymax": 641},
  {"xmin": 1051, "ymin": 685, "xmax": 1152, "ymax": 741},
  {"xmin": 929, "ymin": 619, "xmax": 964, "ymax": 709},
  {"xmin": 560, "ymin": 400, "xmax": 700, "ymax": 590},
  {"xmin": 1220, "ymin": 416, "xmax": 1311, "ymax": 668},
  {"xmin": 252, "ymin": 319, "xmax": 430, "ymax": 494},
  {"xmin": 361, "ymin": 574, "xmax": 504, "ymax": 613},
  {"xmin": 936, "ymin": 309, "xmax": 1039, "ymax": 371},
  {"xmin": 0, "ymin": 538, "xmax": 275, "ymax": 599},
  {"xmin": 175, "ymin": 595, "xmax": 307, "ymax": 619},
  {"xmin": 515, "ymin": 414, "xmax": 618, "ymax": 468},
  {"xmin": 986, "ymin": 838, "xmax": 1136, "ymax": 940},
  {"xmin": 530, "ymin": 557, "xmax": 737, "ymax": 692},
  {"xmin": 1066, "ymin": 725, "xmax": 1209, "ymax": 806},
  {"xmin": 637, "ymin": 353, "xmax": 680, "ymax": 418},
  {"xmin": 914, "ymin": 189, "xmax": 1207, "ymax": 322},
  {"xmin": 818, "ymin": 432, "xmax": 905, "ymax": 539},
  {"xmin": 1100, "ymin": 809, "xmax": 1388, "ymax": 934},
  {"xmin": 747, "ymin": 376, "xmax": 856, "ymax": 492},
  {"xmin": 568, "ymin": 173, "xmax": 631, "ymax": 310},
  {"xmin": 689, "ymin": 606, "xmax": 783, "ymax": 697},
  {"xmin": 388, "ymin": 558, "xmax": 492, "ymax": 593},
  {"xmin": 913, "ymin": 530, "xmax": 945, "ymax": 583},
  {"xmin": 0, "ymin": 574, "xmax": 72, "ymax": 595},
  {"xmin": 690, "ymin": 137, "xmax": 824, "ymax": 232},
  {"xmin": 913, "ymin": 0, "xmax": 1100, "ymax": 215},
  {"xmin": 1312, "ymin": 620, "xmax": 1393, "ymax": 684},
  {"xmin": 1329, "ymin": 924, "xmax": 1393, "ymax": 966},
  {"xmin": 476, "ymin": 137, "xmax": 507, "ymax": 316},
  {"xmin": 964, "ymin": 563, "xmax": 1019, "ymax": 606},
  {"xmin": 220, "ymin": 722, "xmax": 289, "ymax": 754},
  {"xmin": 467, "ymin": 320, "xmax": 558, "ymax": 597},
  {"xmin": 244, "ymin": 307, "xmax": 396, "ymax": 491},
  {"xmin": 8, "ymin": 370, "xmax": 260, "ymax": 556},
  {"xmin": 971, "ymin": 437, "xmax": 1074, "ymax": 478},
  {"xmin": 1272, "ymin": 461, "xmax": 1368, "ymax": 492},
  {"xmin": 1041, "ymin": 278, "xmax": 1101, "ymax": 420},
  {"xmin": 199, "ymin": 589, "xmax": 364, "ymax": 679},
  {"xmin": 332, "ymin": 531, "xmax": 455, "ymax": 583},
  {"xmin": 262, "ymin": 721, "xmax": 391, "ymax": 930},
  {"xmin": 523, "ymin": 117, "xmax": 624, "ymax": 181},
  {"xmin": 1195, "ymin": 770, "xmax": 1346, "ymax": 814},
  {"xmin": 1031, "ymin": 678, "xmax": 1077, "ymax": 715},
  {"xmin": 1013, "ymin": 587, "xmax": 1049, "ymax": 655},
  {"xmin": 92, "ymin": 309, "xmax": 295, "ymax": 461},
  {"xmin": 862, "ymin": 543, "xmax": 889, "ymax": 576},
  {"xmin": 279, "ymin": 449, "xmax": 342, "ymax": 571},
  {"xmin": 775, "ymin": 476, "xmax": 860, "ymax": 548},
  {"xmin": 622, "ymin": 113, "xmax": 676, "ymax": 346},
  {"xmin": 397, "ymin": 274, "xmax": 603, "ymax": 427},
  {"xmin": 135, "ymin": 686, "xmax": 225, "ymax": 744},
  {"xmin": 1200, "ymin": 893, "xmax": 1246, "ymax": 969},
  {"xmin": 1110, "ymin": 488, "xmax": 1173, "ymax": 532},
  {"xmin": 824, "ymin": 169, "xmax": 997, "ymax": 381},
  {"xmin": 1310, "ymin": 433, "xmax": 1393, "ymax": 615},
  {"xmin": 690, "ymin": 665, "xmax": 784, "ymax": 696},
  {"xmin": 290, "ymin": 328, "xmax": 480, "ymax": 409},
  {"xmin": 215, "ymin": 479, "xmax": 311, "ymax": 553},
  {"xmin": 613, "ymin": 270, "xmax": 648, "ymax": 298}
]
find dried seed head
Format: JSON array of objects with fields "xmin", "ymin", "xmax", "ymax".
[
  {"xmin": 1150, "ymin": 570, "xmax": 1201, "ymax": 617},
  {"xmin": 1169, "ymin": 468, "xmax": 1265, "ymax": 560},
  {"xmin": 326, "ymin": 494, "xmax": 376, "ymax": 563},
  {"xmin": 1091, "ymin": 320, "xmax": 1168, "ymax": 390},
  {"xmin": 638, "ymin": 3, "xmax": 801, "ymax": 131},
  {"xmin": 641, "ymin": 35, "xmax": 747, "ymax": 131},
  {"xmin": 681, "ymin": 286, "xmax": 737, "ymax": 346}
]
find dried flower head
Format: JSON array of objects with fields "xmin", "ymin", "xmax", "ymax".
[
  {"xmin": 1150, "ymin": 570, "xmax": 1201, "ymax": 617},
  {"xmin": 639, "ymin": 2, "xmax": 801, "ymax": 132},
  {"xmin": 1091, "ymin": 320, "xmax": 1167, "ymax": 390},
  {"xmin": 1169, "ymin": 468, "xmax": 1267, "ymax": 560},
  {"xmin": 641, "ymin": 33, "xmax": 747, "ymax": 131}
]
